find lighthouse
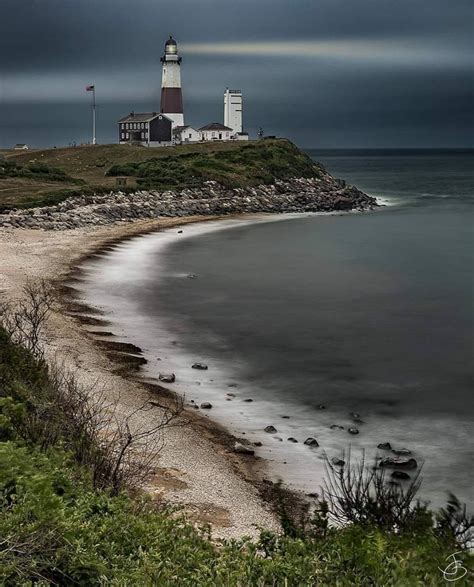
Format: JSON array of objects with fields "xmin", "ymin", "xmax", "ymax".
[{"xmin": 160, "ymin": 36, "xmax": 184, "ymax": 128}]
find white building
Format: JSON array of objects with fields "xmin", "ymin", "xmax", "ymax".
[
  {"xmin": 173, "ymin": 125, "xmax": 201, "ymax": 144},
  {"xmin": 199, "ymin": 123, "xmax": 233, "ymax": 141},
  {"xmin": 224, "ymin": 89, "xmax": 243, "ymax": 133}
]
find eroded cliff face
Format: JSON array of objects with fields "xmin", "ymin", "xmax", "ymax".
[{"xmin": 0, "ymin": 175, "xmax": 377, "ymax": 231}]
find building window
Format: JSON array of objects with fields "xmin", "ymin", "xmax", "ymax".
[
  {"xmin": 189, "ymin": 133, "xmax": 192, "ymax": 138},
  {"xmin": 126, "ymin": 133, "xmax": 129, "ymax": 139},
  {"xmin": 121, "ymin": 132, "xmax": 124, "ymax": 139},
  {"xmin": 141, "ymin": 132, "xmax": 145, "ymax": 139}
]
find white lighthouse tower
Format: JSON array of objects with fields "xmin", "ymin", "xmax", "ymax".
[
  {"xmin": 224, "ymin": 88, "xmax": 243, "ymax": 134},
  {"xmin": 160, "ymin": 36, "xmax": 184, "ymax": 128}
]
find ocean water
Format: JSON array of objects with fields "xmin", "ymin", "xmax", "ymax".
[{"xmin": 78, "ymin": 149, "xmax": 474, "ymax": 510}]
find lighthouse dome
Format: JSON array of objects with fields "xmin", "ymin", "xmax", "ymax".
[{"xmin": 165, "ymin": 36, "xmax": 178, "ymax": 54}]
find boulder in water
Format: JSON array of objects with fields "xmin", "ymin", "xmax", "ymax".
[
  {"xmin": 391, "ymin": 470, "xmax": 411, "ymax": 480},
  {"xmin": 234, "ymin": 442, "xmax": 255, "ymax": 456},
  {"xmin": 158, "ymin": 373, "xmax": 176, "ymax": 383},
  {"xmin": 377, "ymin": 442, "xmax": 392, "ymax": 450},
  {"xmin": 392, "ymin": 448, "xmax": 412, "ymax": 456},
  {"xmin": 304, "ymin": 437, "xmax": 319, "ymax": 447},
  {"xmin": 264, "ymin": 425, "xmax": 277, "ymax": 433},
  {"xmin": 200, "ymin": 402, "xmax": 213, "ymax": 410},
  {"xmin": 379, "ymin": 457, "xmax": 418, "ymax": 470},
  {"xmin": 192, "ymin": 362, "xmax": 208, "ymax": 370}
]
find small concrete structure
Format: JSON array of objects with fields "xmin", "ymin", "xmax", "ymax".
[
  {"xmin": 233, "ymin": 132, "xmax": 249, "ymax": 141},
  {"xmin": 14, "ymin": 143, "xmax": 29, "ymax": 150},
  {"xmin": 173, "ymin": 125, "xmax": 201, "ymax": 145}
]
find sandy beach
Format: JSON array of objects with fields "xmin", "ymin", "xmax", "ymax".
[{"xmin": 0, "ymin": 217, "xmax": 281, "ymax": 540}]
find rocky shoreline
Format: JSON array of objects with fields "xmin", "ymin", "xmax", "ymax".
[{"xmin": 0, "ymin": 176, "xmax": 377, "ymax": 231}]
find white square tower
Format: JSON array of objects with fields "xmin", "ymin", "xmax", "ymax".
[{"xmin": 224, "ymin": 89, "xmax": 243, "ymax": 134}]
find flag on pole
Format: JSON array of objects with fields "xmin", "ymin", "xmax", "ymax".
[{"xmin": 86, "ymin": 85, "xmax": 97, "ymax": 144}]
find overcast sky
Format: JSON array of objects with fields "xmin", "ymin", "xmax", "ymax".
[{"xmin": 0, "ymin": 0, "xmax": 472, "ymax": 147}]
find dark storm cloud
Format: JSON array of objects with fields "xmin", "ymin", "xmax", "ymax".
[
  {"xmin": 1, "ymin": 0, "xmax": 472, "ymax": 72},
  {"xmin": 1, "ymin": 0, "xmax": 472, "ymax": 147}
]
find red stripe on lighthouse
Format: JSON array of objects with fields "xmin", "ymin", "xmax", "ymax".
[{"xmin": 160, "ymin": 88, "xmax": 183, "ymax": 114}]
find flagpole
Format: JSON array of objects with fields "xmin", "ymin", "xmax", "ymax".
[{"xmin": 92, "ymin": 87, "xmax": 96, "ymax": 145}]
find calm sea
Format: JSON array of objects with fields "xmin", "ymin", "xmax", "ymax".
[{"xmin": 79, "ymin": 149, "xmax": 474, "ymax": 509}]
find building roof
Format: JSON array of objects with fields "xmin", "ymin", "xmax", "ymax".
[
  {"xmin": 173, "ymin": 125, "xmax": 199, "ymax": 134},
  {"xmin": 118, "ymin": 112, "xmax": 172, "ymax": 123},
  {"xmin": 199, "ymin": 122, "xmax": 233, "ymax": 132}
]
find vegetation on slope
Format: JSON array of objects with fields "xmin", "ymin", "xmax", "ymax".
[
  {"xmin": 0, "ymin": 140, "xmax": 322, "ymax": 210},
  {"xmin": 106, "ymin": 140, "xmax": 323, "ymax": 189},
  {"xmin": 0, "ymin": 159, "xmax": 81, "ymax": 184},
  {"xmin": 0, "ymin": 286, "xmax": 471, "ymax": 585},
  {"xmin": 0, "ymin": 158, "xmax": 86, "ymax": 211}
]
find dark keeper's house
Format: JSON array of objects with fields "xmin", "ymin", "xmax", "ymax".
[{"xmin": 118, "ymin": 112, "xmax": 172, "ymax": 147}]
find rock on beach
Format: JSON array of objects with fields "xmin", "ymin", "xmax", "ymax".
[{"xmin": 0, "ymin": 177, "xmax": 377, "ymax": 231}]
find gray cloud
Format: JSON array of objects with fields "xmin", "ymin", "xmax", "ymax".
[{"xmin": 0, "ymin": 0, "xmax": 472, "ymax": 147}]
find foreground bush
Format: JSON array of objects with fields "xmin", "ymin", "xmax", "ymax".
[
  {"xmin": 1, "ymin": 440, "xmax": 470, "ymax": 585},
  {"xmin": 0, "ymin": 320, "xmax": 472, "ymax": 585}
]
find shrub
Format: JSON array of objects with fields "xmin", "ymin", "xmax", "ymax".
[{"xmin": 104, "ymin": 140, "xmax": 321, "ymax": 189}]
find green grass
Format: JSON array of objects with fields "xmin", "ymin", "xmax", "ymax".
[
  {"xmin": 0, "ymin": 139, "xmax": 323, "ymax": 210},
  {"xmin": 106, "ymin": 140, "xmax": 322, "ymax": 190},
  {"xmin": 0, "ymin": 326, "xmax": 471, "ymax": 585},
  {"xmin": 0, "ymin": 158, "xmax": 86, "ymax": 211}
]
